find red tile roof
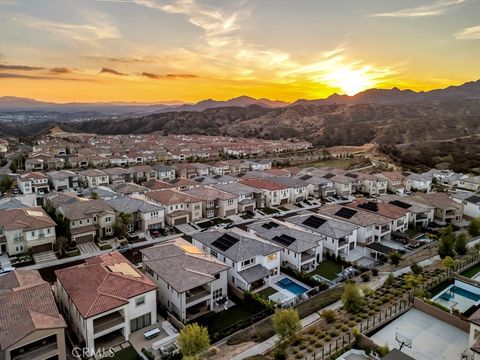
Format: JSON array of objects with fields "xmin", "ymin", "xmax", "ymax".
[
  {"xmin": 55, "ymin": 252, "xmax": 156, "ymax": 318},
  {"xmin": 240, "ymin": 178, "xmax": 288, "ymax": 191}
]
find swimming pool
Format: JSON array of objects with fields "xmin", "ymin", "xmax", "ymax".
[
  {"xmin": 433, "ymin": 281, "xmax": 480, "ymax": 313},
  {"xmin": 275, "ymin": 278, "xmax": 308, "ymax": 296}
]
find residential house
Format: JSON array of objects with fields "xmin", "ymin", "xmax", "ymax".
[
  {"xmin": 142, "ymin": 180, "xmax": 176, "ymax": 191},
  {"xmin": 141, "ymin": 238, "xmax": 229, "ymax": 321},
  {"xmin": 104, "ymin": 168, "xmax": 132, "ymax": 184},
  {"xmin": 286, "ymin": 213, "xmax": 358, "ymax": 257},
  {"xmin": 268, "ymin": 176, "xmax": 309, "ymax": 203},
  {"xmin": 211, "ymin": 182, "xmax": 264, "ymax": 212},
  {"xmin": 169, "ymin": 178, "xmax": 198, "ymax": 191},
  {"xmin": 412, "ymin": 192, "xmax": 464, "ymax": 225},
  {"xmin": 78, "ymin": 169, "xmax": 109, "ymax": 188},
  {"xmin": 193, "ymin": 174, "xmax": 238, "ymax": 186},
  {"xmin": 468, "ymin": 308, "xmax": 480, "ymax": 360},
  {"xmin": 56, "ymin": 199, "xmax": 116, "ymax": 243},
  {"xmin": 452, "ymin": 193, "xmax": 480, "ymax": 218},
  {"xmin": 127, "ymin": 165, "xmax": 157, "ymax": 184},
  {"xmin": 152, "ymin": 164, "xmax": 175, "ymax": 181},
  {"xmin": 378, "ymin": 195, "xmax": 435, "ymax": 228},
  {"xmin": 55, "ymin": 252, "xmax": 157, "ymax": 354},
  {"xmin": 110, "ymin": 182, "xmax": 149, "ymax": 196},
  {"xmin": 295, "ymin": 174, "xmax": 335, "ymax": 198},
  {"xmin": 457, "ymin": 176, "xmax": 480, "ymax": 192},
  {"xmin": 173, "ymin": 163, "xmax": 200, "ymax": 179},
  {"xmin": 240, "ymin": 178, "xmax": 290, "ymax": 207},
  {"xmin": 107, "ymin": 196, "xmax": 165, "ymax": 232},
  {"xmin": 0, "ymin": 270, "xmax": 67, "ymax": 360},
  {"xmin": 185, "ymin": 186, "xmax": 238, "ymax": 218},
  {"xmin": 192, "ymin": 230, "xmax": 281, "ymax": 291},
  {"xmin": 243, "ymin": 160, "xmax": 272, "ymax": 171},
  {"xmin": 0, "ymin": 139, "xmax": 8, "ymax": 153},
  {"xmin": 145, "ymin": 190, "xmax": 202, "ymax": 226},
  {"xmin": 357, "ymin": 173, "xmax": 387, "ymax": 196},
  {"xmin": 404, "ymin": 172, "xmax": 432, "ymax": 192},
  {"xmin": 316, "ymin": 204, "xmax": 393, "ymax": 245},
  {"xmin": 376, "ymin": 172, "xmax": 412, "ymax": 194},
  {"xmin": 47, "ymin": 170, "xmax": 79, "ymax": 191},
  {"xmin": 82, "ymin": 186, "xmax": 118, "ymax": 200},
  {"xmin": 247, "ymin": 219, "xmax": 323, "ymax": 272},
  {"xmin": 0, "ymin": 207, "xmax": 56, "ymax": 255},
  {"xmin": 17, "ymin": 172, "xmax": 49, "ymax": 195}
]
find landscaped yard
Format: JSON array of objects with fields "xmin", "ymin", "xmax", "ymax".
[
  {"xmin": 461, "ymin": 263, "xmax": 480, "ymax": 278},
  {"xmin": 257, "ymin": 286, "xmax": 278, "ymax": 299},
  {"xmin": 193, "ymin": 303, "xmax": 259, "ymax": 336},
  {"xmin": 197, "ymin": 218, "xmax": 233, "ymax": 229},
  {"xmin": 110, "ymin": 346, "xmax": 141, "ymax": 360},
  {"xmin": 312, "ymin": 260, "xmax": 344, "ymax": 280},
  {"xmin": 261, "ymin": 207, "xmax": 279, "ymax": 215}
]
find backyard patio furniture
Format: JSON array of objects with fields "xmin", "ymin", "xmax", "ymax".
[{"xmin": 144, "ymin": 327, "xmax": 161, "ymax": 340}]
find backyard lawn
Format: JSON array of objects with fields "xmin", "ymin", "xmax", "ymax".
[
  {"xmin": 193, "ymin": 303, "xmax": 258, "ymax": 336},
  {"xmin": 312, "ymin": 260, "xmax": 344, "ymax": 280},
  {"xmin": 110, "ymin": 346, "xmax": 141, "ymax": 360},
  {"xmin": 461, "ymin": 263, "xmax": 480, "ymax": 278},
  {"xmin": 257, "ymin": 286, "xmax": 278, "ymax": 299}
]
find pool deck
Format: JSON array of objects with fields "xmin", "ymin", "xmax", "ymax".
[
  {"xmin": 370, "ymin": 308, "xmax": 468, "ymax": 360},
  {"xmin": 255, "ymin": 273, "xmax": 311, "ymax": 303}
]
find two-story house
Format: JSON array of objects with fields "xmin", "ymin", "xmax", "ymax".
[
  {"xmin": 0, "ymin": 270, "xmax": 67, "ymax": 360},
  {"xmin": 247, "ymin": 219, "xmax": 323, "ymax": 272},
  {"xmin": 295, "ymin": 174, "xmax": 336, "ymax": 199},
  {"xmin": 211, "ymin": 182, "xmax": 265, "ymax": 212},
  {"xmin": 268, "ymin": 176, "xmax": 309, "ymax": 203},
  {"xmin": 240, "ymin": 178, "xmax": 290, "ymax": 207},
  {"xmin": 378, "ymin": 195, "xmax": 435, "ymax": 229},
  {"xmin": 185, "ymin": 186, "xmax": 238, "ymax": 218},
  {"xmin": 145, "ymin": 190, "xmax": 203, "ymax": 226},
  {"xmin": 376, "ymin": 172, "xmax": 412, "ymax": 195},
  {"xmin": 47, "ymin": 170, "xmax": 79, "ymax": 191},
  {"xmin": 0, "ymin": 207, "xmax": 56, "ymax": 255},
  {"xmin": 152, "ymin": 164, "xmax": 175, "ymax": 181},
  {"xmin": 192, "ymin": 230, "xmax": 281, "ymax": 291},
  {"xmin": 107, "ymin": 196, "xmax": 165, "ymax": 232},
  {"xmin": 78, "ymin": 169, "xmax": 109, "ymax": 188},
  {"xmin": 55, "ymin": 252, "xmax": 157, "ymax": 354},
  {"xmin": 56, "ymin": 199, "xmax": 116, "ymax": 243},
  {"xmin": 17, "ymin": 172, "xmax": 50, "ymax": 195},
  {"xmin": 141, "ymin": 238, "xmax": 229, "ymax": 321},
  {"xmin": 286, "ymin": 213, "xmax": 358, "ymax": 258},
  {"xmin": 412, "ymin": 192, "xmax": 464, "ymax": 225}
]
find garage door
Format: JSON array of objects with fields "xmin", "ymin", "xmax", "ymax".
[
  {"xmin": 31, "ymin": 243, "xmax": 52, "ymax": 254},
  {"xmin": 244, "ymin": 205, "xmax": 254, "ymax": 212},
  {"xmin": 173, "ymin": 217, "xmax": 188, "ymax": 225},
  {"xmin": 75, "ymin": 234, "xmax": 94, "ymax": 244},
  {"xmin": 225, "ymin": 209, "xmax": 236, "ymax": 217}
]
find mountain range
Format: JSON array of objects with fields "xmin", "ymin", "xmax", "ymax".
[{"xmin": 1, "ymin": 79, "xmax": 479, "ymax": 116}]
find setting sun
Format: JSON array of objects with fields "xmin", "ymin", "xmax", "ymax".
[{"xmin": 323, "ymin": 67, "xmax": 376, "ymax": 96}]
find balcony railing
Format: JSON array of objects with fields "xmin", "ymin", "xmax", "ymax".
[
  {"xmin": 301, "ymin": 251, "xmax": 315, "ymax": 263},
  {"xmin": 12, "ymin": 342, "xmax": 58, "ymax": 360},
  {"xmin": 93, "ymin": 312, "xmax": 124, "ymax": 334},
  {"xmin": 186, "ymin": 287, "xmax": 210, "ymax": 304}
]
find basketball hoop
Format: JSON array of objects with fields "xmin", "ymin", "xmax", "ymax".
[{"xmin": 395, "ymin": 332, "xmax": 412, "ymax": 351}]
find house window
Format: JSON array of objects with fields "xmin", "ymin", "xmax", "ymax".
[
  {"xmin": 211, "ymin": 250, "xmax": 218, "ymax": 258},
  {"xmin": 241, "ymin": 258, "xmax": 255, "ymax": 267},
  {"xmin": 135, "ymin": 295, "xmax": 146, "ymax": 307},
  {"xmin": 267, "ymin": 253, "xmax": 277, "ymax": 261},
  {"xmin": 151, "ymin": 211, "xmax": 158, "ymax": 218},
  {"xmin": 130, "ymin": 313, "xmax": 151, "ymax": 332},
  {"xmin": 227, "ymin": 199, "xmax": 234, "ymax": 205},
  {"xmin": 105, "ymin": 227, "xmax": 113, "ymax": 234},
  {"xmin": 213, "ymin": 288, "xmax": 223, "ymax": 300},
  {"xmin": 105, "ymin": 217, "xmax": 112, "ymax": 223}
]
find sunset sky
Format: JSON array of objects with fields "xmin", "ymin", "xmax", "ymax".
[{"xmin": 1, "ymin": 0, "xmax": 479, "ymax": 103}]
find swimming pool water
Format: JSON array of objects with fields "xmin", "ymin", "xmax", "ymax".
[
  {"xmin": 434, "ymin": 285, "xmax": 480, "ymax": 313},
  {"xmin": 276, "ymin": 278, "xmax": 308, "ymax": 296}
]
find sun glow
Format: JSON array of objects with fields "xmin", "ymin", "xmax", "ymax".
[{"xmin": 323, "ymin": 67, "xmax": 376, "ymax": 96}]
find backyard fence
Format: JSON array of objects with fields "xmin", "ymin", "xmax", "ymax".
[{"xmin": 303, "ymin": 294, "xmax": 415, "ymax": 360}]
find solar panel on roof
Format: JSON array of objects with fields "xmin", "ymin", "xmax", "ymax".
[
  {"xmin": 300, "ymin": 175, "xmax": 312, "ymax": 180},
  {"xmin": 195, "ymin": 177, "xmax": 204, "ymax": 182},
  {"xmin": 345, "ymin": 173, "xmax": 358, "ymax": 178},
  {"xmin": 262, "ymin": 221, "xmax": 280, "ymax": 230},
  {"xmin": 323, "ymin": 174, "xmax": 335, "ymax": 179},
  {"xmin": 335, "ymin": 207, "xmax": 357, "ymax": 219},
  {"xmin": 211, "ymin": 233, "xmax": 239, "ymax": 251},
  {"xmin": 213, "ymin": 175, "xmax": 222, "ymax": 179},
  {"xmin": 272, "ymin": 234, "xmax": 296, "ymax": 247},
  {"xmin": 358, "ymin": 201, "xmax": 379, "ymax": 212},
  {"xmin": 389, "ymin": 200, "xmax": 411, "ymax": 209},
  {"xmin": 302, "ymin": 215, "xmax": 327, "ymax": 228}
]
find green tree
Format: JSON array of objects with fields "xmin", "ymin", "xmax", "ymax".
[
  {"xmin": 389, "ymin": 252, "xmax": 402, "ymax": 266},
  {"xmin": 410, "ymin": 262, "xmax": 423, "ymax": 275},
  {"xmin": 0, "ymin": 176, "xmax": 12, "ymax": 193},
  {"xmin": 272, "ymin": 308, "xmax": 301, "ymax": 345},
  {"xmin": 455, "ymin": 233, "xmax": 467, "ymax": 256},
  {"xmin": 384, "ymin": 273, "xmax": 394, "ymax": 287},
  {"xmin": 90, "ymin": 192, "xmax": 99, "ymax": 200},
  {"xmin": 321, "ymin": 309, "xmax": 336, "ymax": 324},
  {"xmin": 342, "ymin": 282, "xmax": 364, "ymax": 313},
  {"xmin": 438, "ymin": 226, "xmax": 456, "ymax": 258},
  {"xmin": 441, "ymin": 256, "xmax": 456, "ymax": 269},
  {"xmin": 55, "ymin": 236, "xmax": 70, "ymax": 256},
  {"xmin": 9, "ymin": 155, "xmax": 24, "ymax": 173},
  {"xmin": 112, "ymin": 212, "xmax": 132, "ymax": 238},
  {"xmin": 469, "ymin": 218, "xmax": 480, "ymax": 237},
  {"xmin": 177, "ymin": 323, "xmax": 210, "ymax": 360}
]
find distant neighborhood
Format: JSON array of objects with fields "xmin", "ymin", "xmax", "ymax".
[{"xmin": 1, "ymin": 135, "xmax": 480, "ymax": 360}]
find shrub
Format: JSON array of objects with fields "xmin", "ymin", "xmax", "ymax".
[
  {"xmin": 329, "ymin": 331, "xmax": 338, "ymax": 338},
  {"xmin": 321, "ymin": 309, "xmax": 336, "ymax": 324},
  {"xmin": 342, "ymin": 283, "xmax": 364, "ymax": 313},
  {"xmin": 371, "ymin": 268, "xmax": 379, "ymax": 276},
  {"xmin": 410, "ymin": 262, "xmax": 423, "ymax": 275},
  {"xmin": 335, "ymin": 323, "xmax": 342, "ymax": 329},
  {"xmin": 341, "ymin": 325, "xmax": 349, "ymax": 332},
  {"xmin": 299, "ymin": 343, "xmax": 307, "ymax": 350},
  {"xmin": 315, "ymin": 340, "xmax": 323, "ymax": 347},
  {"xmin": 295, "ymin": 353, "xmax": 303, "ymax": 359},
  {"xmin": 324, "ymin": 335, "xmax": 331, "ymax": 342},
  {"xmin": 361, "ymin": 272, "xmax": 371, "ymax": 282},
  {"xmin": 308, "ymin": 337, "xmax": 316, "ymax": 345},
  {"xmin": 307, "ymin": 347, "xmax": 314, "ymax": 353},
  {"xmin": 141, "ymin": 348, "xmax": 155, "ymax": 360}
]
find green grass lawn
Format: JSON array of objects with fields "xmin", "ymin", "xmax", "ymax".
[
  {"xmin": 193, "ymin": 303, "xmax": 258, "ymax": 335},
  {"xmin": 262, "ymin": 207, "xmax": 279, "ymax": 215},
  {"xmin": 312, "ymin": 260, "xmax": 344, "ymax": 280},
  {"xmin": 197, "ymin": 218, "xmax": 233, "ymax": 229},
  {"xmin": 257, "ymin": 287, "xmax": 278, "ymax": 299},
  {"xmin": 277, "ymin": 206, "xmax": 289, "ymax": 211},
  {"xmin": 461, "ymin": 263, "xmax": 480, "ymax": 278},
  {"xmin": 111, "ymin": 346, "xmax": 141, "ymax": 360}
]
